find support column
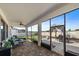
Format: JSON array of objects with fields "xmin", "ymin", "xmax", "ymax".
[
  {"xmin": 25, "ymin": 27, "xmax": 28, "ymax": 39},
  {"xmin": 38, "ymin": 23, "xmax": 41, "ymax": 46}
]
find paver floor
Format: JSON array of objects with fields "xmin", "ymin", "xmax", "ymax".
[{"xmin": 11, "ymin": 40, "xmax": 60, "ymax": 56}]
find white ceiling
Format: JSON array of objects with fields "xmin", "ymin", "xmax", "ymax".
[{"xmin": 0, "ymin": 3, "xmax": 58, "ymax": 27}]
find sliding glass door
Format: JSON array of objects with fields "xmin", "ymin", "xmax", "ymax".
[{"xmin": 51, "ymin": 15, "xmax": 64, "ymax": 55}]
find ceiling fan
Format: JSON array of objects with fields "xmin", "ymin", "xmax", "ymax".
[{"xmin": 19, "ymin": 21, "xmax": 25, "ymax": 26}]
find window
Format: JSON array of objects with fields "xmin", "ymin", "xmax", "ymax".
[
  {"xmin": 66, "ymin": 9, "xmax": 79, "ymax": 55},
  {"xmin": 28, "ymin": 27, "xmax": 32, "ymax": 39},
  {"xmin": 41, "ymin": 20, "xmax": 50, "ymax": 46},
  {"xmin": 1, "ymin": 19, "xmax": 5, "ymax": 41},
  {"xmin": 51, "ymin": 15, "xmax": 64, "ymax": 55},
  {"xmin": 32, "ymin": 24, "xmax": 38, "ymax": 41}
]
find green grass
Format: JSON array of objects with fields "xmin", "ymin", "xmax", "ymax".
[
  {"xmin": 32, "ymin": 35, "xmax": 38, "ymax": 41},
  {"xmin": 27, "ymin": 35, "xmax": 38, "ymax": 41},
  {"xmin": 17, "ymin": 36, "xmax": 27, "ymax": 39}
]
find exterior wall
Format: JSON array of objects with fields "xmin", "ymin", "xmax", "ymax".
[{"xmin": 0, "ymin": 17, "xmax": 1, "ymax": 42}]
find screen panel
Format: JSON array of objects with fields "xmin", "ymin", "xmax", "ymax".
[
  {"xmin": 66, "ymin": 9, "xmax": 79, "ymax": 55},
  {"xmin": 41, "ymin": 20, "xmax": 50, "ymax": 46},
  {"xmin": 51, "ymin": 15, "xmax": 64, "ymax": 55},
  {"xmin": 32, "ymin": 24, "xmax": 38, "ymax": 42}
]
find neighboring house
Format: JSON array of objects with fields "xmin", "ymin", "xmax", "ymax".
[
  {"xmin": 42, "ymin": 25, "xmax": 64, "ymax": 39},
  {"xmin": 11, "ymin": 28, "xmax": 26, "ymax": 37}
]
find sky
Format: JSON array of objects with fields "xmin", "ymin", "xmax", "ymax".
[
  {"xmin": 28, "ymin": 9, "xmax": 79, "ymax": 31},
  {"xmin": 42, "ymin": 20, "xmax": 50, "ymax": 31},
  {"xmin": 66, "ymin": 9, "xmax": 79, "ymax": 30}
]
